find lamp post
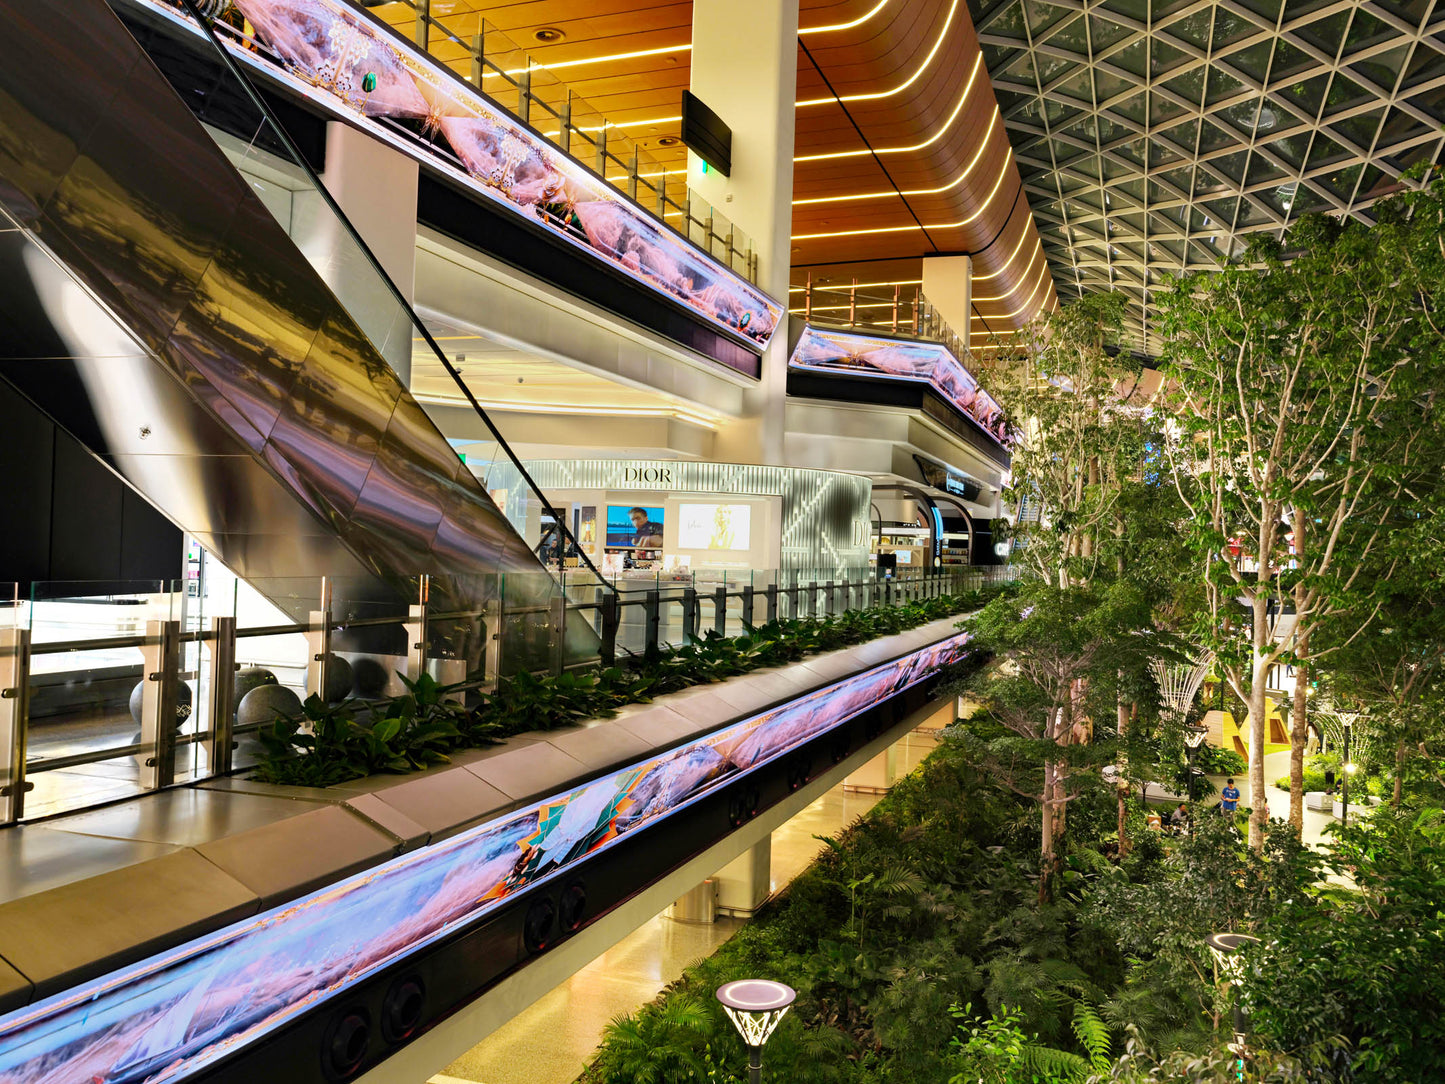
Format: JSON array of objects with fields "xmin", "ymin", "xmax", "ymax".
[
  {"xmin": 1342, "ymin": 718, "xmax": 1354, "ymax": 827},
  {"xmin": 1205, "ymin": 932, "xmax": 1261, "ymax": 1072},
  {"xmin": 1183, "ymin": 722, "xmax": 1208, "ymax": 802},
  {"xmin": 717, "ymin": 979, "xmax": 795, "ymax": 1084}
]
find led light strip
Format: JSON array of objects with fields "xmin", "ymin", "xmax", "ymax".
[
  {"xmin": 487, "ymin": 43, "xmax": 692, "ymax": 77},
  {"xmin": 799, "ymin": 0, "xmax": 892, "ymax": 33},
  {"xmin": 793, "ymin": 111, "xmax": 1002, "ymax": 206},
  {"xmin": 794, "ymin": 53, "xmax": 984, "ymax": 162},
  {"xmin": 792, "ymin": 151, "xmax": 1013, "ymax": 239},
  {"xmin": 797, "ymin": 0, "xmax": 960, "ymax": 107},
  {"xmin": 413, "ymin": 392, "xmax": 722, "ymax": 430}
]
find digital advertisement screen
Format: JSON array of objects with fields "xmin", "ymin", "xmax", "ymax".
[
  {"xmin": 605, "ymin": 505, "xmax": 665, "ymax": 549},
  {"xmin": 677, "ymin": 503, "xmax": 753, "ymax": 551},
  {"xmin": 0, "ymin": 633, "xmax": 971, "ymax": 1083},
  {"xmin": 144, "ymin": 0, "xmax": 780, "ymax": 366},
  {"xmin": 788, "ymin": 326, "xmax": 1010, "ymax": 446}
]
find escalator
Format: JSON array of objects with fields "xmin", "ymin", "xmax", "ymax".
[{"xmin": 0, "ymin": 0, "xmax": 596, "ymax": 649}]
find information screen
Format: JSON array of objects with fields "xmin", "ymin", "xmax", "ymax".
[
  {"xmin": 677, "ymin": 503, "xmax": 752, "ymax": 550},
  {"xmin": 606, "ymin": 505, "xmax": 665, "ymax": 549}
]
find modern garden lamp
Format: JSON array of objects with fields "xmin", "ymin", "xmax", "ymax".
[
  {"xmin": 1183, "ymin": 722, "xmax": 1208, "ymax": 801},
  {"xmin": 716, "ymin": 979, "xmax": 796, "ymax": 1084},
  {"xmin": 1206, "ymin": 932, "xmax": 1260, "ymax": 1068}
]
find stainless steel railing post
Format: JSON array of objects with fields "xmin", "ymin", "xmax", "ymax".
[
  {"xmin": 305, "ymin": 577, "xmax": 333, "ymax": 703},
  {"xmin": 208, "ymin": 617, "xmax": 236, "ymax": 776},
  {"xmin": 0, "ymin": 627, "xmax": 32, "ymax": 824},
  {"xmin": 139, "ymin": 619, "xmax": 181, "ymax": 790}
]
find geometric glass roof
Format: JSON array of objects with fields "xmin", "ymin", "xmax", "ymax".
[{"xmin": 969, "ymin": 0, "xmax": 1445, "ymax": 351}]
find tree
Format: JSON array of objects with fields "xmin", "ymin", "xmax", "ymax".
[
  {"xmin": 1157, "ymin": 190, "xmax": 1445, "ymax": 847},
  {"xmin": 944, "ymin": 581, "xmax": 1160, "ymax": 901},
  {"xmin": 1003, "ymin": 294, "xmax": 1187, "ymax": 855}
]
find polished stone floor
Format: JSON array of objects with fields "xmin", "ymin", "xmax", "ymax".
[{"xmin": 431, "ymin": 729, "xmax": 940, "ymax": 1084}]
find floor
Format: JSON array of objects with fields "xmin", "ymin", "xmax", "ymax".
[{"xmin": 431, "ymin": 729, "xmax": 940, "ymax": 1084}]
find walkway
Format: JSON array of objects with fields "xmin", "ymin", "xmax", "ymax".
[{"xmin": 430, "ymin": 729, "xmax": 941, "ymax": 1084}]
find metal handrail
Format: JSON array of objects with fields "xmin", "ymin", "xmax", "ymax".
[{"xmin": 0, "ymin": 565, "xmax": 1017, "ymax": 826}]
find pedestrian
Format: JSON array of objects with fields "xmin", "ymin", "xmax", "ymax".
[
  {"xmin": 1169, "ymin": 802, "xmax": 1190, "ymax": 834},
  {"xmin": 1221, "ymin": 777, "xmax": 1241, "ymax": 820}
]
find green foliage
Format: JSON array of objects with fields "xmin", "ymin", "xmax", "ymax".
[
  {"xmin": 253, "ymin": 586, "xmax": 1012, "ymax": 786},
  {"xmin": 1194, "ymin": 745, "xmax": 1246, "ymax": 777},
  {"xmin": 580, "ymin": 741, "xmax": 1128, "ymax": 1084},
  {"xmin": 1242, "ymin": 808, "xmax": 1445, "ymax": 1082}
]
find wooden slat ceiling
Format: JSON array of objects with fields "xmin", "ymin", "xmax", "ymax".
[{"xmin": 368, "ymin": 0, "xmax": 1057, "ymax": 344}]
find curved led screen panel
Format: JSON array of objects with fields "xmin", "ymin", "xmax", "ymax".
[
  {"xmin": 135, "ymin": 0, "xmax": 781, "ymax": 364},
  {"xmin": 789, "ymin": 325, "xmax": 1010, "ymax": 446},
  {"xmin": 0, "ymin": 633, "xmax": 970, "ymax": 1083}
]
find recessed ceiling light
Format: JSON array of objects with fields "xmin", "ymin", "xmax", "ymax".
[
  {"xmin": 534, "ymin": 27, "xmax": 566, "ymax": 43},
  {"xmin": 658, "ymin": 135, "xmax": 680, "ymax": 146}
]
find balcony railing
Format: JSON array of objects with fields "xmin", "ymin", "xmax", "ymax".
[
  {"xmin": 0, "ymin": 565, "xmax": 1016, "ymax": 826},
  {"xmin": 791, "ymin": 276, "xmax": 973, "ymax": 367}
]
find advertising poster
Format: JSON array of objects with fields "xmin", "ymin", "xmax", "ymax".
[
  {"xmin": 677, "ymin": 503, "xmax": 752, "ymax": 550},
  {"xmin": 579, "ymin": 506, "xmax": 597, "ymax": 547},
  {"xmin": 605, "ymin": 505, "xmax": 665, "ymax": 550}
]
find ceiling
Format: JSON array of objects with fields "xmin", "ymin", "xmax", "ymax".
[
  {"xmin": 969, "ymin": 0, "xmax": 1445, "ymax": 351},
  {"xmin": 363, "ymin": 0, "xmax": 1058, "ymax": 345}
]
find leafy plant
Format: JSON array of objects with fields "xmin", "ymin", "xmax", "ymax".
[{"xmin": 253, "ymin": 584, "xmax": 1014, "ymax": 787}]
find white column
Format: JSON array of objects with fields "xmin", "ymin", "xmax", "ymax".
[
  {"xmin": 292, "ymin": 121, "xmax": 420, "ymax": 384},
  {"xmin": 714, "ymin": 836, "xmax": 772, "ymax": 917},
  {"xmin": 922, "ymin": 255, "xmax": 973, "ymax": 348},
  {"xmin": 688, "ymin": 0, "xmax": 800, "ymax": 465}
]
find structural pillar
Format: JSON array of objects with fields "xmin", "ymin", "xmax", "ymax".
[
  {"xmin": 921, "ymin": 255, "xmax": 973, "ymax": 346},
  {"xmin": 292, "ymin": 121, "xmax": 420, "ymax": 384},
  {"xmin": 714, "ymin": 837, "xmax": 772, "ymax": 918},
  {"xmin": 688, "ymin": 0, "xmax": 800, "ymax": 465}
]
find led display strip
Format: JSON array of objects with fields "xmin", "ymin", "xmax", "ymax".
[
  {"xmin": 0, "ymin": 633, "xmax": 970, "ymax": 1083},
  {"xmin": 132, "ymin": 0, "xmax": 781, "ymax": 361},
  {"xmin": 789, "ymin": 325, "xmax": 1010, "ymax": 446}
]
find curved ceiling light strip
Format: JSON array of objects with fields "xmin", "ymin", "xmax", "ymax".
[
  {"xmin": 972, "ymin": 219, "xmax": 1041, "ymax": 282},
  {"xmin": 799, "ymin": 0, "xmax": 893, "ymax": 34},
  {"xmin": 489, "ymin": 43, "xmax": 692, "ymax": 78},
  {"xmin": 797, "ymin": 0, "xmax": 960, "ymax": 107},
  {"xmin": 793, "ymin": 52, "xmax": 984, "ymax": 162},
  {"xmin": 973, "ymin": 244, "xmax": 1047, "ymax": 303},
  {"xmin": 980, "ymin": 261, "xmax": 1054, "ymax": 319},
  {"xmin": 791, "ymin": 156, "xmax": 1013, "ymax": 239},
  {"xmin": 793, "ymin": 110, "xmax": 1003, "ymax": 206}
]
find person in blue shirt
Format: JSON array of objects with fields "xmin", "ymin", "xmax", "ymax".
[{"xmin": 1221, "ymin": 778, "xmax": 1241, "ymax": 818}]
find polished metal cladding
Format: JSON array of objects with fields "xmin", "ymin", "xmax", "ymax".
[{"xmin": 0, "ymin": 0, "xmax": 554, "ymax": 614}]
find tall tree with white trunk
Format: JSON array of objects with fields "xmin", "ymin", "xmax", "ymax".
[{"xmin": 1157, "ymin": 182, "xmax": 1445, "ymax": 848}]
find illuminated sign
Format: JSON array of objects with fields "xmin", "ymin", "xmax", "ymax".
[
  {"xmin": 678, "ymin": 503, "xmax": 753, "ymax": 550},
  {"xmin": 0, "ymin": 632, "xmax": 969, "ymax": 1081},
  {"xmin": 140, "ymin": 0, "xmax": 781, "ymax": 363},
  {"xmin": 789, "ymin": 326, "xmax": 1009, "ymax": 445}
]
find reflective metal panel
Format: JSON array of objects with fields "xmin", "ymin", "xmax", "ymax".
[{"xmin": 0, "ymin": 0, "xmax": 559, "ymax": 609}]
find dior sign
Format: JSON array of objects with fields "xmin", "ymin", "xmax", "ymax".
[{"xmin": 623, "ymin": 466, "xmax": 674, "ymax": 485}]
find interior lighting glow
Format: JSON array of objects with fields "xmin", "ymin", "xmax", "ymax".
[
  {"xmin": 791, "ymin": 155, "xmax": 1012, "ymax": 239},
  {"xmin": 972, "ymin": 245, "xmax": 1047, "ymax": 302},
  {"xmin": 794, "ymin": 113, "xmax": 1002, "ymax": 206},
  {"xmin": 797, "ymin": 0, "xmax": 959, "ymax": 107},
  {"xmin": 799, "ymin": 0, "xmax": 892, "ymax": 33},
  {"xmin": 788, "ymin": 279, "xmax": 922, "ymax": 292},
  {"xmin": 794, "ymin": 54, "xmax": 984, "ymax": 163},
  {"xmin": 413, "ymin": 392, "xmax": 721, "ymax": 430},
  {"xmin": 972, "ymin": 224, "xmax": 1039, "ymax": 281},
  {"xmin": 486, "ymin": 43, "xmax": 692, "ymax": 77}
]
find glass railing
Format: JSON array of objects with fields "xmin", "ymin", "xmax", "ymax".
[
  {"xmin": 381, "ymin": 4, "xmax": 759, "ymax": 282},
  {"xmin": 789, "ymin": 276, "xmax": 974, "ymax": 363},
  {"xmin": 0, "ymin": 564, "xmax": 1016, "ymax": 824}
]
